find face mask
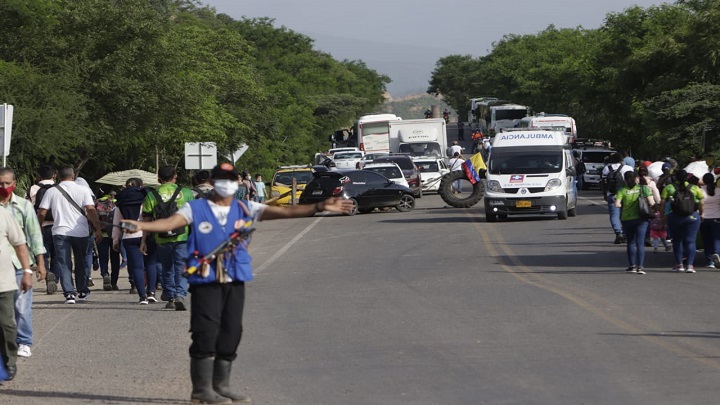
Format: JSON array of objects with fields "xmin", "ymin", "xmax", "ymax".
[
  {"xmin": 0, "ymin": 185, "xmax": 15, "ymax": 199},
  {"xmin": 214, "ymin": 180, "xmax": 239, "ymax": 198}
]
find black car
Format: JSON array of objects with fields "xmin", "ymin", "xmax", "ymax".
[
  {"xmin": 299, "ymin": 170, "xmax": 416, "ymax": 215},
  {"xmin": 370, "ymin": 155, "xmax": 423, "ymax": 198}
]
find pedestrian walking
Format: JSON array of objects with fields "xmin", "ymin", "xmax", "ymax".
[
  {"xmin": 449, "ymin": 152, "xmax": 465, "ymax": 193},
  {"xmin": 253, "ymin": 174, "xmax": 266, "ymax": 203},
  {"xmin": 37, "ymin": 167, "xmax": 102, "ymax": 304},
  {"xmin": 457, "ymin": 121, "xmax": 465, "ymax": 141},
  {"xmin": 27, "ymin": 165, "xmax": 58, "ymax": 294},
  {"xmin": 649, "ymin": 211, "xmax": 671, "ymax": 253},
  {"xmin": 0, "ymin": 168, "xmax": 46, "ymax": 359},
  {"xmin": 121, "ymin": 162, "xmax": 353, "ymax": 404},
  {"xmin": 95, "ymin": 190, "xmax": 119, "ymax": 291},
  {"xmin": 602, "ymin": 152, "xmax": 633, "ymax": 244},
  {"xmin": 661, "ymin": 169, "xmax": 705, "ymax": 273},
  {"xmin": 615, "ymin": 171, "xmax": 655, "ymax": 274},
  {"xmin": 700, "ymin": 172, "xmax": 720, "ymax": 268}
]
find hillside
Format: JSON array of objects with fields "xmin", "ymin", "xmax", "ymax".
[{"xmin": 380, "ymin": 94, "xmax": 455, "ymax": 120}]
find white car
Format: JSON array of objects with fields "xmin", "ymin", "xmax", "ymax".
[
  {"xmin": 362, "ymin": 163, "xmax": 410, "ymax": 188},
  {"xmin": 331, "ymin": 151, "xmax": 365, "ymax": 170},
  {"xmin": 413, "ymin": 158, "xmax": 450, "ymax": 193},
  {"xmin": 357, "ymin": 152, "xmax": 390, "ymax": 169}
]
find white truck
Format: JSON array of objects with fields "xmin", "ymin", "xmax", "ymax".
[
  {"xmin": 469, "ymin": 97, "xmax": 531, "ymax": 135},
  {"xmin": 355, "ymin": 113, "xmax": 402, "ymax": 153},
  {"xmin": 484, "ymin": 129, "xmax": 577, "ymax": 222},
  {"xmin": 518, "ymin": 113, "xmax": 577, "ymax": 142},
  {"xmin": 388, "ymin": 119, "xmax": 448, "ymax": 159}
]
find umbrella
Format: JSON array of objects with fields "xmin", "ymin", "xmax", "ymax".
[
  {"xmin": 684, "ymin": 161, "xmax": 709, "ymax": 181},
  {"xmin": 96, "ymin": 169, "xmax": 160, "ymax": 187},
  {"xmin": 647, "ymin": 161, "xmax": 665, "ymax": 180}
]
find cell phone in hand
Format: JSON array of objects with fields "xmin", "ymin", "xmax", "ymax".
[{"xmin": 116, "ymin": 222, "xmax": 138, "ymax": 232}]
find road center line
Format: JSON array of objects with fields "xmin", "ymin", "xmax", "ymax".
[{"xmin": 253, "ymin": 216, "xmax": 323, "ymax": 274}]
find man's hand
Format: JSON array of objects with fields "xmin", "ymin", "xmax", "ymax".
[
  {"xmin": 95, "ymin": 229, "xmax": 103, "ymax": 244},
  {"xmin": 321, "ymin": 197, "xmax": 354, "ymax": 214},
  {"xmin": 21, "ymin": 272, "xmax": 32, "ymax": 292},
  {"xmin": 36, "ymin": 261, "xmax": 47, "ymax": 282}
]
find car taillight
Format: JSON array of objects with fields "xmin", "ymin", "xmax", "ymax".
[
  {"xmin": 359, "ymin": 143, "xmax": 365, "ymax": 151},
  {"xmin": 332, "ymin": 186, "xmax": 343, "ymax": 195}
]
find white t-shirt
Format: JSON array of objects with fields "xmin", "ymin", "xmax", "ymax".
[
  {"xmin": 449, "ymin": 157, "xmax": 465, "ymax": 172},
  {"xmin": 178, "ymin": 200, "xmax": 266, "ymax": 227},
  {"xmin": 38, "ymin": 181, "xmax": 95, "ymax": 237},
  {"xmin": 702, "ymin": 187, "xmax": 720, "ymax": 219},
  {"xmin": 448, "ymin": 145, "xmax": 464, "ymax": 156}
]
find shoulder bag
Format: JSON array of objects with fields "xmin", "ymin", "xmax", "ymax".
[{"xmin": 55, "ymin": 185, "xmax": 95, "ymax": 236}]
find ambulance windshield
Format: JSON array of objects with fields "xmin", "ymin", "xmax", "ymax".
[{"xmin": 488, "ymin": 146, "xmax": 563, "ymax": 175}]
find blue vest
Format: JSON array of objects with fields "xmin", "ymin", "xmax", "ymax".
[{"xmin": 186, "ymin": 199, "xmax": 253, "ymax": 285}]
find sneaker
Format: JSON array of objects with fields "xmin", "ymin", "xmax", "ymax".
[
  {"xmin": 78, "ymin": 292, "xmax": 90, "ymax": 302},
  {"xmin": 65, "ymin": 294, "xmax": 76, "ymax": 304},
  {"xmin": 635, "ymin": 267, "xmax": 646, "ymax": 275},
  {"xmin": 46, "ymin": 272, "xmax": 57, "ymax": 295},
  {"xmin": 665, "ymin": 246, "xmax": 672, "ymax": 252},
  {"xmin": 102, "ymin": 275, "xmax": 112, "ymax": 291},
  {"xmin": 626, "ymin": 266, "xmax": 637, "ymax": 273},
  {"xmin": 120, "ymin": 260, "xmax": 127, "ymax": 269},
  {"xmin": 129, "ymin": 286, "xmax": 137, "ymax": 294},
  {"xmin": 147, "ymin": 292, "xmax": 158, "ymax": 303},
  {"xmin": 138, "ymin": 297, "xmax": 149, "ymax": 305},
  {"xmin": 672, "ymin": 264, "xmax": 684, "ymax": 272},
  {"xmin": 707, "ymin": 263, "xmax": 716, "ymax": 269},
  {"xmin": 614, "ymin": 234, "xmax": 625, "ymax": 244},
  {"xmin": 17, "ymin": 344, "xmax": 32, "ymax": 358},
  {"xmin": 87, "ymin": 277, "xmax": 94, "ymax": 287},
  {"xmin": 684, "ymin": 265, "xmax": 696, "ymax": 273},
  {"xmin": 165, "ymin": 299, "xmax": 175, "ymax": 309},
  {"xmin": 112, "ymin": 285, "xmax": 119, "ymax": 291},
  {"xmin": 174, "ymin": 297, "xmax": 187, "ymax": 311},
  {"xmin": 713, "ymin": 253, "xmax": 720, "ymax": 266},
  {"xmin": 160, "ymin": 292, "xmax": 169, "ymax": 302}
]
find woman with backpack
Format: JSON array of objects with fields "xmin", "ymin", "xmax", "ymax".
[
  {"xmin": 700, "ymin": 173, "xmax": 720, "ymax": 268},
  {"xmin": 614, "ymin": 171, "xmax": 655, "ymax": 274},
  {"xmin": 660, "ymin": 169, "xmax": 705, "ymax": 273}
]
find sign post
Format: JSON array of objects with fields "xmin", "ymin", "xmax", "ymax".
[
  {"xmin": 224, "ymin": 143, "xmax": 249, "ymax": 163},
  {"xmin": 0, "ymin": 104, "xmax": 13, "ymax": 167},
  {"xmin": 184, "ymin": 142, "xmax": 218, "ymax": 170}
]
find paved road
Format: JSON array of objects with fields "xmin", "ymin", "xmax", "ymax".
[{"xmin": 3, "ymin": 192, "xmax": 720, "ymax": 404}]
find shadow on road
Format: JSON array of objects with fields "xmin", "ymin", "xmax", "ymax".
[
  {"xmin": 494, "ymin": 250, "xmax": 682, "ymax": 272},
  {"xmin": 0, "ymin": 389, "xmax": 186, "ymax": 404},
  {"xmin": 599, "ymin": 331, "xmax": 720, "ymax": 339}
]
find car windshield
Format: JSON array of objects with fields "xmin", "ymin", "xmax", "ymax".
[
  {"xmin": 581, "ymin": 151, "xmax": 613, "ymax": 163},
  {"xmin": 375, "ymin": 157, "xmax": 414, "ymax": 170},
  {"xmin": 415, "ymin": 161, "xmax": 439, "ymax": 172},
  {"xmin": 274, "ymin": 171, "xmax": 314, "ymax": 185},
  {"xmin": 489, "ymin": 147, "xmax": 563, "ymax": 174},
  {"xmin": 334, "ymin": 152, "xmax": 363, "ymax": 160},
  {"xmin": 365, "ymin": 166, "xmax": 402, "ymax": 179}
]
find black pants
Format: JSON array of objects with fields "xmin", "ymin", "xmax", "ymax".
[{"xmin": 189, "ymin": 282, "xmax": 245, "ymax": 361}]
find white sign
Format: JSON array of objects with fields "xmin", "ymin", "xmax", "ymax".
[
  {"xmin": 0, "ymin": 104, "xmax": 13, "ymax": 163},
  {"xmin": 224, "ymin": 143, "xmax": 249, "ymax": 163},
  {"xmin": 184, "ymin": 142, "xmax": 217, "ymax": 170}
]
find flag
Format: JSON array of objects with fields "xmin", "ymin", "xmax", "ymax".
[{"xmin": 462, "ymin": 152, "xmax": 487, "ymax": 185}]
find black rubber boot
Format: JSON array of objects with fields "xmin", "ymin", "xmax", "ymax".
[
  {"xmin": 213, "ymin": 359, "xmax": 252, "ymax": 403},
  {"xmin": 191, "ymin": 358, "xmax": 232, "ymax": 404}
]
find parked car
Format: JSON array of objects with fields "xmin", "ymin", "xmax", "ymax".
[
  {"xmin": 371, "ymin": 155, "xmax": 423, "ymax": 198},
  {"xmin": 412, "ymin": 157, "xmax": 450, "ymax": 193},
  {"xmin": 299, "ymin": 170, "xmax": 416, "ymax": 215},
  {"xmin": 268, "ymin": 166, "xmax": 315, "ymax": 206},
  {"xmin": 331, "ymin": 151, "xmax": 364, "ymax": 170},
  {"xmin": 357, "ymin": 152, "xmax": 390, "ymax": 169},
  {"xmin": 362, "ymin": 162, "xmax": 409, "ymax": 188}
]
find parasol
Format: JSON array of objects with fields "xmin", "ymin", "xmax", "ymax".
[
  {"xmin": 95, "ymin": 169, "xmax": 160, "ymax": 187},
  {"xmin": 684, "ymin": 161, "xmax": 709, "ymax": 181}
]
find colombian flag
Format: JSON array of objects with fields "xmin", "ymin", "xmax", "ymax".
[{"xmin": 462, "ymin": 152, "xmax": 487, "ymax": 185}]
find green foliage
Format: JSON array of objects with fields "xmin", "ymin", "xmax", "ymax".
[
  {"xmin": 381, "ymin": 95, "xmax": 453, "ymax": 120},
  {"xmin": 0, "ymin": 0, "xmax": 387, "ymax": 188}
]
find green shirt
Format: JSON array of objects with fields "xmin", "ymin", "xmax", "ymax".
[
  {"xmin": 0, "ymin": 193, "xmax": 46, "ymax": 268},
  {"xmin": 142, "ymin": 183, "xmax": 195, "ymax": 243},
  {"xmin": 660, "ymin": 183, "xmax": 704, "ymax": 203},
  {"xmin": 616, "ymin": 185, "xmax": 652, "ymax": 221}
]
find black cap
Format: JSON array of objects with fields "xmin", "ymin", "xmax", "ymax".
[{"xmin": 211, "ymin": 162, "xmax": 240, "ymax": 180}]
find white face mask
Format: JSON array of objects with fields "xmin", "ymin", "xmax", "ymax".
[{"xmin": 214, "ymin": 179, "xmax": 239, "ymax": 198}]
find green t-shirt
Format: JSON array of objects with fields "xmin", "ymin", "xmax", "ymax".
[
  {"xmin": 142, "ymin": 183, "xmax": 195, "ymax": 243},
  {"xmin": 616, "ymin": 185, "xmax": 652, "ymax": 221},
  {"xmin": 660, "ymin": 183, "xmax": 704, "ymax": 203}
]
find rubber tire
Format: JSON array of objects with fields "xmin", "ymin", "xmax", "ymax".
[
  {"xmin": 568, "ymin": 206, "xmax": 577, "ymax": 217},
  {"xmin": 396, "ymin": 194, "xmax": 415, "ymax": 212},
  {"xmin": 557, "ymin": 208, "xmax": 568, "ymax": 220},
  {"xmin": 438, "ymin": 171, "xmax": 484, "ymax": 208},
  {"xmin": 345, "ymin": 198, "xmax": 359, "ymax": 216}
]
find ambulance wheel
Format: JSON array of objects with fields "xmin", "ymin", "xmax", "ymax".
[
  {"xmin": 439, "ymin": 171, "xmax": 484, "ymax": 208},
  {"xmin": 558, "ymin": 208, "xmax": 568, "ymax": 220}
]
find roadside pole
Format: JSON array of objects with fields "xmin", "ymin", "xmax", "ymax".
[{"xmin": 0, "ymin": 103, "xmax": 13, "ymax": 167}]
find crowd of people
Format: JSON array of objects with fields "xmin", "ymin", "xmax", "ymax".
[
  {"xmin": 0, "ymin": 162, "xmax": 352, "ymax": 403},
  {"xmin": 600, "ymin": 152, "xmax": 720, "ymax": 275}
]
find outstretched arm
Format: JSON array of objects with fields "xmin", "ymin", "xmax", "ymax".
[{"xmin": 259, "ymin": 197, "xmax": 353, "ymax": 220}]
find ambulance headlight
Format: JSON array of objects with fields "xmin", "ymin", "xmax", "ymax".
[
  {"xmin": 545, "ymin": 178, "xmax": 562, "ymax": 192},
  {"xmin": 486, "ymin": 180, "xmax": 503, "ymax": 192}
]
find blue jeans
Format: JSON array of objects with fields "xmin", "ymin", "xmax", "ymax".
[
  {"xmin": 14, "ymin": 270, "xmax": 32, "ymax": 346},
  {"xmin": 669, "ymin": 212, "xmax": 702, "ymax": 266},
  {"xmin": 607, "ymin": 195, "xmax": 623, "ymax": 235},
  {"xmin": 622, "ymin": 218, "xmax": 649, "ymax": 268},
  {"xmin": 158, "ymin": 241, "xmax": 188, "ymax": 300},
  {"xmin": 41, "ymin": 225, "xmax": 61, "ymax": 283},
  {"xmin": 700, "ymin": 219, "xmax": 720, "ymax": 265},
  {"xmin": 123, "ymin": 238, "xmax": 158, "ymax": 299},
  {"xmin": 53, "ymin": 234, "xmax": 90, "ymax": 297}
]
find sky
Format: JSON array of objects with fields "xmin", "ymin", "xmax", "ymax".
[{"xmin": 200, "ymin": 0, "xmax": 667, "ymax": 96}]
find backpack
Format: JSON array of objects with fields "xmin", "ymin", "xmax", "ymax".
[
  {"xmin": 34, "ymin": 184, "xmax": 54, "ymax": 221},
  {"xmin": 606, "ymin": 165, "xmax": 626, "ymax": 195},
  {"xmin": 151, "ymin": 187, "xmax": 185, "ymax": 238},
  {"xmin": 95, "ymin": 198, "xmax": 115, "ymax": 234},
  {"xmin": 234, "ymin": 183, "xmax": 248, "ymax": 201},
  {"xmin": 192, "ymin": 187, "xmax": 212, "ymax": 199},
  {"xmin": 671, "ymin": 186, "xmax": 697, "ymax": 216}
]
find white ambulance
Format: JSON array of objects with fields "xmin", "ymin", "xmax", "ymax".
[{"xmin": 484, "ymin": 129, "xmax": 578, "ymax": 222}]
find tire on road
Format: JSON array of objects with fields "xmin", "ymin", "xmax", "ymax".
[
  {"xmin": 396, "ymin": 194, "xmax": 415, "ymax": 212},
  {"xmin": 438, "ymin": 171, "xmax": 484, "ymax": 208}
]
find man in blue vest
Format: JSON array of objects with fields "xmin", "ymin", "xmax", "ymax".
[{"xmin": 122, "ymin": 162, "xmax": 352, "ymax": 404}]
